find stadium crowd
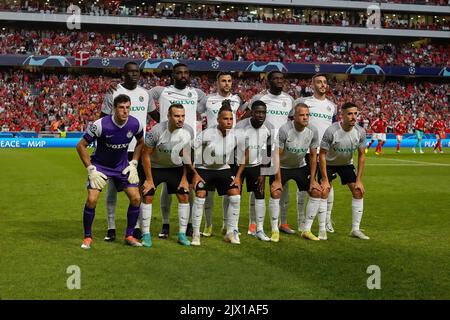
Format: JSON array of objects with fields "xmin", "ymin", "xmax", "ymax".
[
  {"xmin": 0, "ymin": 70, "xmax": 448, "ymax": 134},
  {"xmin": 0, "ymin": 29, "xmax": 448, "ymax": 67},
  {"xmin": 0, "ymin": 1, "xmax": 448, "ymax": 30}
]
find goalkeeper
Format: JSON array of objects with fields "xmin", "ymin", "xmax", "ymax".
[{"xmin": 76, "ymin": 94, "xmax": 145, "ymax": 250}]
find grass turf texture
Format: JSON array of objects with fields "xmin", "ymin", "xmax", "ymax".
[{"xmin": 0, "ymin": 148, "xmax": 449, "ymax": 299}]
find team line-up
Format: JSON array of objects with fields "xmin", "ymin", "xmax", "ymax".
[{"xmin": 75, "ymin": 62, "xmax": 410, "ymax": 249}]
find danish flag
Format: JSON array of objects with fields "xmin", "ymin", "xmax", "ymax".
[{"xmin": 75, "ymin": 51, "xmax": 90, "ymax": 66}]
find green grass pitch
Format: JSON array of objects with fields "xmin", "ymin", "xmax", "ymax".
[{"xmin": 0, "ymin": 148, "xmax": 449, "ymax": 299}]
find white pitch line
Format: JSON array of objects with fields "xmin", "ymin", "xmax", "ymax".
[
  {"xmin": 366, "ymin": 164, "xmax": 447, "ymax": 166},
  {"xmin": 366, "ymin": 156, "xmax": 450, "ymax": 167}
]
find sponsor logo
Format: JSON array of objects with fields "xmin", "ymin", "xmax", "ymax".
[
  {"xmin": 169, "ymin": 100, "xmax": 195, "ymax": 105},
  {"xmin": 106, "ymin": 143, "xmax": 129, "ymax": 149},
  {"xmin": 267, "ymin": 110, "xmax": 289, "ymax": 116},
  {"xmin": 131, "ymin": 106, "xmax": 146, "ymax": 112},
  {"xmin": 286, "ymin": 146, "xmax": 308, "ymax": 153},
  {"xmin": 310, "ymin": 112, "xmax": 333, "ymax": 120}
]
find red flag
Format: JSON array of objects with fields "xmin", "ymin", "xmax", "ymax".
[{"xmin": 75, "ymin": 51, "xmax": 90, "ymax": 66}]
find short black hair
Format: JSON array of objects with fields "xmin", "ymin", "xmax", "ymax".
[
  {"xmin": 168, "ymin": 103, "xmax": 184, "ymax": 115},
  {"xmin": 113, "ymin": 94, "xmax": 131, "ymax": 108},
  {"xmin": 251, "ymin": 100, "xmax": 267, "ymax": 110},
  {"xmin": 218, "ymin": 100, "xmax": 233, "ymax": 116},
  {"xmin": 267, "ymin": 70, "xmax": 284, "ymax": 81},
  {"xmin": 172, "ymin": 63, "xmax": 188, "ymax": 72},
  {"xmin": 216, "ymin": 71, "xmax": 232, "ymax": 81},
  {"xmin": 124, "ymin": 61, "xmax": 139, "ymax": 70},
  {"xmin": 342, "ymin": 102, "xmax": 357, "ymax": 110}
]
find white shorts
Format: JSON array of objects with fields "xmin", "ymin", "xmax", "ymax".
[
  {"xmin": 373, "ymin": 133, "xmax": 386, "ymax": 141},
  {"xmin": 396, "ymin": 135, "xmax": 403, "ymax": 142}
]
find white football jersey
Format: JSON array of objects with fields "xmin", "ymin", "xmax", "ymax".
[
  {"xmin": 149, "ymin": 85, "xmax": 206, "ymax": 138},
  {"xmin": 247, "ymin": 91, "xmax": 294, "ymax": 131},
  {"xmin": 101, "ymin": 84, "xmax": 150, "ymax": 152},
  {"xmin": 197, "ymin": 92, "xmax": 244, "ymax": 128}
]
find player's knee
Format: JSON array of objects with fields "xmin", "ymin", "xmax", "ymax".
[
  {"xmin": 227, "ymin": 188, "xmax": 240, "ymax": 197},
  {"xmin": 177, "ymin": 194, "xmax": 189, "ymax": 203},
  {"xmin": 129, "ymin": 195, "xmax": 141, "ymax": 207},
  {"xmin": 195, "ymin": 190, "xmax": 206, "ymax": 198},
  {"xmin": 86, "ymin": 197, "xmax": 97, "ymax": 209},
  {"xmin": 352, "ymin": 189, "xmax": 363, "ymax": 199},
  {"xmin": 271, "ymin": 191, "xmax": 281, "ymax": 199},
  {"xmin": 310, "ymin": 189, "xmax": 321, "ymax": 199},
  {"xmin": 143, "ymin": 196, "xmax": 153, "ymax": 204}
]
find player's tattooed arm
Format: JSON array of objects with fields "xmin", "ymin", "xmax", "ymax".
[
  {"xmin": 141, "ymin": 145, "xmax": 155, "ymax": 194},
  {"xmin": 270, "ymin": 148, "xmax": 283, "ymax": 194},
  {"xmin": 319, "ymin": 149, "xmax": 331, "ymax": 196},
  {"xmin": 308, "ymin": 148, "xmax": 321, "ymax": 193},
  {"xmin": 355, "ymin": 147, "xmax": 366, "ymax": 195}
]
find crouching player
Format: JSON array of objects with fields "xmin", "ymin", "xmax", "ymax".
[
  {"xmin": 319, "ymin": 102, "xmax": 369, "ymax": 240},
  {"xmin": 76, "ymin": 94, "xmax": 144, "ymax": 249},
  {"xmin": 140, "ymin": 104, "xmax": 194, "ymax": 247},
  {"xmin": 269, "ymin": 103, "xmax": 323, "ymax": 242}
]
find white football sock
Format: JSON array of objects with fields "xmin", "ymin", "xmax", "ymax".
[
  {"xmin": 178, "ymin": 203, "xmax": 190, "ymax": 234},
  {"xmin": 160, "ymin": 183, "xmax": 172, "ymax": 224},
  {"xmin": 352, "ymin": 198, "xmax": 364, "ymax": 232},
  {"xmin": 269, "ymin": 198, "xmax": 280, "ymax": 232},
  {"xmin": 249, "ymin": 192, "xmax": 256, "ymax": 225},
  {"xmin": 326, "ymin": 187, "xmax": 334, "ymax": 224},
  {"xmin": 227, "ymin": 195, "xmax": 241, "ymax": 234},
  {"xmin": 192, "ymin": 197, "xmax": 205, "ymax": 236},
  {"xmin": 140, "ymin": 203, "xmax": 152, "ymax": 234},
  {"xmin": 318, "ymin": 199, "xmax": 327, "ymax": 232},
  {"xmin": 255, "ymin": 198, "xmax": 266, "ymax": 232},
  {"xmin": 204, "ymin": 191, "xmax": 214, "ymax": 227},
  {"xmin": 304, "ymin": 197, "xmax": 321, "ymax": 231},
  {"xmin": 297, "ymin": 190, "xmax": 307, "ymax": 228},
  {"xmin": 222, "ymin": 195, "xmax": 229, "ymax": 228},
  {"xmin": 280, "ymin": 183, "xmax": 290, "ymax": 225},
  {"xmin": 105, "ymin": 179, "xmax": 117, "ymax": 230}
]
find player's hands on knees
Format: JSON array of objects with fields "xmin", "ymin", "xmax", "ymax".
[
  {"xmin": 87, "ymin": 165, "xmax": 107, "ymax": 190},
  {"xmin": 355, "ymin": 180, "xmax": 365, "ymax": 196},
  {"xmin": 177, "ymin": 178, "xmax": 189, "ymax": 194},
  {"xmin": 270, "ymin": 179, "xmax": 283, "ymax": 194},
  {"xmin": 122, "ymin": 160, "xmax": 139, "ymax": 184},
  {"xmin": 142, "ymin": 179, "xmax": 155, "ymax": 195},
  {"xmin": 257, "ymin": 175, "xmax": 265, "ymax": 195},
  {"xmin": 231, "ymin": 176, "xmax": 242, "ymax": 191},
  {"xmin": 192, "ymin": 174, "xmax": 205, "ymax": 191},
  {"xmin": 309, "ymin": 179, "xmax": 322, "ymax": 194},
  {"xmin": 321, "ymin": 179, "xmax": 331, "ymax": 194}
]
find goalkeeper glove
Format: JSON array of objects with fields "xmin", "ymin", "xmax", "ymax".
[
  {"xmin": 122, "ymin": 160, "xmax": 139, "ymax": 184},
  {"xmin": 87, "ymin": 165, "xmax": 107, "ymax": 190}
]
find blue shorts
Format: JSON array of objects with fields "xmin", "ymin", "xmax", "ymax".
[{"xmin": 87, "ymin": 163, "xmax": 138, "ymax": 191}]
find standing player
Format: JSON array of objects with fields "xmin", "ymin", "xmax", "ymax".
[
  {"xmin": 148, "ymin": 63, "xmax": 207, "ymax": 239},
  {"xmin": 294, "ymin": 74, "xmax": 336, "ymax": 234},
  {"xmin": 189, "ymin": 103, "xmax": 245, "ymax": 246},
  {"xmin": 366, "ymin": 112, "xmax": 388, "ymax": 156},
  {"xmin": 197, "ymin": 72, "xmax": 246, "ymax": 237},
  {"xmin": 243, "ymin": 71, "xmax": 294, "ymax": 235},
  {"xmin": 394, "ymin": 116, "xmax": 408, "ymax": 153},
  {"xmin": 270, "ymin": 103, "xmax": 322, "ymax": 242},
  {"xmin": 101, "ymin": 62, "xmax": 159, "ymax": 242},
  {"xmin": 76, "ymin": 94, "xmax": 144, "ymax": 249},
  {"xmin": 235, "ymin": 100, "xmax": 274, "ymax": 241},
  {"xmin": 140, "ymin": 104, "xmax": 194, "ymax": 247},
  {"xmin": 432, "ymin": 114, "xmax": 446, "ymax": 154},
  {"xmin": 319, "ymin": 102, "xmax": 369, "ymax": 240},
  {"xmin": 412, "ymin": 112, "xmax": 427, "ymax": 154}
]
